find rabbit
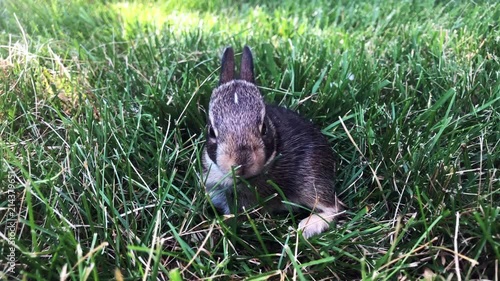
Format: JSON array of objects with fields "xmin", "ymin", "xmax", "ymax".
[{"xmin": 202, "ymin": 46, "xmax": 342, "ymax": 238}]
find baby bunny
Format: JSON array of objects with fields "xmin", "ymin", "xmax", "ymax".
[{"xmin": 202, "ymin": 46, "xmax": 342, "ymax": 238}]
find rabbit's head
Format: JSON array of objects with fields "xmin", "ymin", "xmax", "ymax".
[{"xmin": 206, "ymin": 46, "xmax": 276, "ymax": 178}]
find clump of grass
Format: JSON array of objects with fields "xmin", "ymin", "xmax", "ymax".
[{"xmin": 1, "ymin": 0, "xmax": 499, "ymax": 280}]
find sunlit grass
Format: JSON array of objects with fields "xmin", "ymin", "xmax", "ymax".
[{"xmin": 111, "ymin": 2, "xmax": 218, "ymax": 36}]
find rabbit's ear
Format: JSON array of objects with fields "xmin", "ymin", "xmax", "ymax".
[
  {"xmin": 240, "ymin": 46, "xmax": 255, "ymax": 83},
  {"xmin": 219, "ymin": 47, "xmax": 235, "ymax": 85}
]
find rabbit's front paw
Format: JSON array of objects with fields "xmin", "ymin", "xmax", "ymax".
[
  {"xmin": 298, "ymin": 206, "xmax": 341, "ymax": 238},
  {"xmin": 298, "ymin": 214, "xmax": 330, "ymax": 238}
]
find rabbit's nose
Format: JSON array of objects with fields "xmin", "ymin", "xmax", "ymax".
[
  {"xmin": 237, "ymin": 144, "xmax": 251, "ymax": 153},
  {"xmin": 233, "ymin": 145, "xmax": 252, "ymax": 175},
  {"xmin": 236, "ymin": 145, "xmax": 251, "ymax": 161}
]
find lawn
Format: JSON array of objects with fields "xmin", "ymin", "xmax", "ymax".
[{"xmin": 0, "ymin": 0, "xmax": 499, "ymax": 280}]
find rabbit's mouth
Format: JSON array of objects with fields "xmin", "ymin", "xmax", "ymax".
[{"xmin": 231, "ymin": 164, "xmax": 263, "ymax": 179}]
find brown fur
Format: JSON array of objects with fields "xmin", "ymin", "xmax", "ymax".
[{"xmin": 202, "ymin": 46, "xmax": 342, "ymax": 238}]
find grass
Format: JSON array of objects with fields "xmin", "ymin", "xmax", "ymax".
[{"xmin": 0, "ymin": 0, "xmax": 499, "ymax": 279}]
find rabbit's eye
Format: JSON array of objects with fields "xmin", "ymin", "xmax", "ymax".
[
  {"xmin": 208, "ymin": 125, "xmax": 216, "ymax": 139},
  {"xmin": 261, "ymin": 123, "xmax": 267, "ymax": 136}
]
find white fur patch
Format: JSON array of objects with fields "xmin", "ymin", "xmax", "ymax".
[
  {"xmin": 203, "ymin": 151, "xmax": 237, "ymax": 214},
  {"xmin": 234, "ymin": 92, "xmax": 239, "ymax": 104},
  {"xmin": 298, "ymin": 206, "xmax": 341, "ymax": 238},
  {"xmin": 203, "ymin": 152, "xmax": 234, "ymax": 188},
  {"xmin": 298, "ymin": 215, "xmax": 330, "ymax": 238}
]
